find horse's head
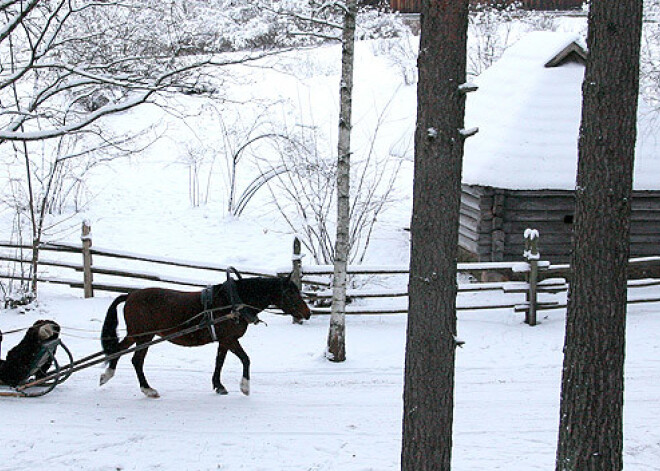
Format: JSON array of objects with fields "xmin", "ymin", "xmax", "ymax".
[{"xmin": 276, "ymin": 275, "xmax": 311, "ymax": 322}]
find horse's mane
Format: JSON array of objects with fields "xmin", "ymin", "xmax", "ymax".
[{"xmin": 216, "ymin": 276, "xmax": 283, "ymax": 308}]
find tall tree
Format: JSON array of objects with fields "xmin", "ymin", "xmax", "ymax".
[
  {"xmin": 401, "ymin": 1, "xmax": 470, "ymax": 470},
  {"xmin": 555, "ymin": 1, "xmax": 643, "ymax": 470},
  {"xmin": 261, "ymin": 0, "xmax": 397, "ymax": 361},
  {"xmin": 327, "ymin": 0, "xmax": 358, "ymax": 362}
]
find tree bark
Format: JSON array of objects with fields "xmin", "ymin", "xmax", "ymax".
[
  {"xmin": 555, "ymin": 1, "xmax": 643, "ymax": 470},
  {"xmin": 401, "ymin": 1, "xmax": 470, "ymax": 470},
  {"xmin": 327, "ymin": 0, "xmax": 358, "ymax": 363}
]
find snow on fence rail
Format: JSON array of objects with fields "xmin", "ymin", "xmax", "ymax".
[
  {"xmin": 2, "ymin": 224, "xmax": 660, "ymax": 325},
  {"xmin": 300, "ymin": 232, "xmax": 559, "ymax": 324},
  {"xmin": 0, "ymin": 223, "xmax": 278, "ymax": 295}
]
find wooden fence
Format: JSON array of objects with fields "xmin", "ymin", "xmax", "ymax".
[
  {"xmin": 2, "ymin": 223, "xmax": 660, "ymax": 326},
  {"xmin": 297, "ymin": 228, "xmax": 660, "ymax": 324},
  {"xmin": 0, "ymin": 222, "xmax": 277, "ymax": 295},
  {"xmin": 299, "ymin": 230, "xmax": 552, "ymax": 324}
]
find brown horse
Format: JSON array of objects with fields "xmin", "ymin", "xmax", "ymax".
[{"xmin": 99, "ymin": 274, "xmax": 311, "ymax": 398}]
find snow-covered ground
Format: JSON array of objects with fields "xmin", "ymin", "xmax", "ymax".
[
  {"xmin": 2, "ymin": 23, "xmax": 660, "ymax": 471},
  {"xmin": 1, "ymin": 294, "xmax": 659, "ymax": 470}
]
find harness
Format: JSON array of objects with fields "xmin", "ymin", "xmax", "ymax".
[
  {"xmin": 199, "ymin": 267, "xmax": 260, "ymax": 342},
  {"xmin": 200, "ymin": 285, "xmax": 218, "ymax": 341}
]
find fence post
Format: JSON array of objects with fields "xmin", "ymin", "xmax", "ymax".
[
  {"xmin": 81, "ymin": 221, "xmax": 94, "ymax": 298},
  {"xmin": 291, "ymin": 236, "xmax": 303, "ymax": 290},
  {"xmin": 291, "ymin": 236, "xmax": 304, "ymax": 323},
  {"xmin": 523, "ymin": 228, "xmax": 540, "ymax": 326}
]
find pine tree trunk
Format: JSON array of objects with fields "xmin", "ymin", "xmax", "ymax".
[
  {"xmin": 327, "ymin": 0, "xmax": 358, "ymax": 363},
  {"xmin": 401, "ymin": 1, "xmax": 470, "ymax": 470},
  {"xmin": 555, "ymin": 2, "xmax": 643, "ymax": 470}
]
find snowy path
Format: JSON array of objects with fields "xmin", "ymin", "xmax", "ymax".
[{"xmin": 1, "ymin": 295, "xmax": 659, "ymax": 470}]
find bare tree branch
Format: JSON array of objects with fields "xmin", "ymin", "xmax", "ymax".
[
  {"xmin": 0, "ymin": 0, "xmax": 39, "ymax": 44},
  {"xmin": 0, "ymin": 49, "xmax": 288, "ymax": 142}
]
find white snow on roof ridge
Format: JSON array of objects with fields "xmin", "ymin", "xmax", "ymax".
[{"xmin": 462, "ymin": 31, "xmax": 660, "ymax": 191}]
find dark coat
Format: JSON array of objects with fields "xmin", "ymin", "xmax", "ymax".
[{"xmin": 0, "ymin": 320, "xmax": 60, "ymax": 387}]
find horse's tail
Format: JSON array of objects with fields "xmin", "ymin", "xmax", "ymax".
[{"xmin": 101, "ymin": 294, "xmax": 129, "ymax": 355}]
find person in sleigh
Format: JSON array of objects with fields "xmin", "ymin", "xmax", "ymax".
[{"xmin": 0, "ymin": 319, "xmax": 60, "ymax": 387}]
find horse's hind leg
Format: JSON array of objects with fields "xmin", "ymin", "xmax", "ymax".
[
  {"xmin": 227, "ymin": 339, "xmax": 250, "ymax": 396},
  {"xmin": 212, "ymin": 344, "xmax": 229, "ymax": 394},
  {"xmin": 100, "ymin": 337, "xmax": 135, "ymax": 386},
  {"xmin": 131, "ymin": 336, "xmax": 159, "ymax": 398}
]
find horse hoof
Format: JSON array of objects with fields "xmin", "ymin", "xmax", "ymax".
[
  {"xmin": 240, "ymin": 378, "xmax": 250, "ymax": 396},
  {"xmin": 141, "ymin": 387, "xmax": 160, "ymax": 398},
  {"xmin": 99, "ymin": 369, "xmax": 115, "ymax": 386},
  {"xmin": 215, "ymin": 387, "xmax": 228, "ymax": 395}
]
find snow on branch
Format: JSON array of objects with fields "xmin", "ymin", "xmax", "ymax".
[
  {"xmin": 0, "ymin": 50, "xmax": 288, "ymax": 142},
  {"xmin": 459, "ymin": 127, "xmax": 479, "ymax": 138},
  {"xmin": 259, "ymin": 1, "xmax": 344, "ymax": 31},
  {"xmin": 458, "ymin": 82, "xmax": 479, "ymax": 93},
  {"xmin": 288, "ymin": 31, "xmax": 341, "ymax": 41},
  {"xmin": 0, "ymin": 93, "xmax": 152, "ymax": 141},
  {"xmin": 0, "ymin": 0, "xmax": 40, "ymax": 44}
]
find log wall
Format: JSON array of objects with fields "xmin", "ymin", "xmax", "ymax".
[{"xmin": 460, "ymin": 185, "xmax": 660, "ymax": 262}]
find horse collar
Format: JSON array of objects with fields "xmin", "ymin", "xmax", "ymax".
[
  {"xmin": 223, "ymin": 277, "xmax": 260, "ymax": 325},
  {"xmin": 200, "ymin": 286, "xmax": 218, "ymax": 341},
  {"xmin": 201, "ymin": 285, "xmax": 214, "ymax": 311}
]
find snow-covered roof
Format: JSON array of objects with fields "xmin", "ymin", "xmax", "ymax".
[{"xmin": 462, "ymin": 31, "xmax": 660, "ymax": 191}]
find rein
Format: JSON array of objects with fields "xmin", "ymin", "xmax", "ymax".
[
  {"xmin": 3, "ymin": 268, "xmax": 277, "ymax": 346},
  {"xmin": 96, "ymin": 304, "xmax": 237, "ymax": 342},
  {"xmin": 0, "ymin": 327, "xmax": 29, "ymax": 336}
]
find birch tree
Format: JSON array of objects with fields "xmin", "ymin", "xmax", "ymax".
[
  {"xmin": 262, "ymin": 0, "xmax": 373, "ymax": 361},
  {"xmin": 555, "ymin": 1, "xmax": 643, "ymax": 470},
  {"xmin": 326, "ymin": 0, "xmax": 358, "ymax": 363},
  {"xmin": 401, "ymin": 0, "xmax": 471, "ymax": 469}
]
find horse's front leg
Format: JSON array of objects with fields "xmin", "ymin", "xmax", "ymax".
[
  {"xmin": 227, "ymin": 338, "xmax": 250, "ymax": 396},
  {"xmin": 212, "ymin": 344, "xmax": 229, "ymax": 394},
  {"xmin": 132, "ymin": 336, "xmax": 159, "ymax": 398}
]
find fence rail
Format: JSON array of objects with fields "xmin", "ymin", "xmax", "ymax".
[
  {"xmin": 0, "ymin": 222, "xmax": 278, "ymax": 296},
  {"xmin": 2, "ymin": 224, "xmax": 660, "ymax": 325}
]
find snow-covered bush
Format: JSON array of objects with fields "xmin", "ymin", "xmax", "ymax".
[
  {"xmin": 263, "ymin": 110, "xmax": 402, "ymax": 266},
  {"xmin": 356, "ymin": 7, "xmax": 410, "ymax": 40},
  {"xmin": 372, "ymin": 36, "xmax": 418, "ymax": 85},
  {"xmin": 468, "ymin": 2, "xmax": 522, "ymax": 76}
]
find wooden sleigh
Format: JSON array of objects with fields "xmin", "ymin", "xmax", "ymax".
[{"xmin": 0, "ymin": 338, "xmax": 74, "ymax": 397}]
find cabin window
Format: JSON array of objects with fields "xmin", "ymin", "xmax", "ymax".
[{"xmin": 563, "ymin": 214, "xmax": 574, "ymax": 224}]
